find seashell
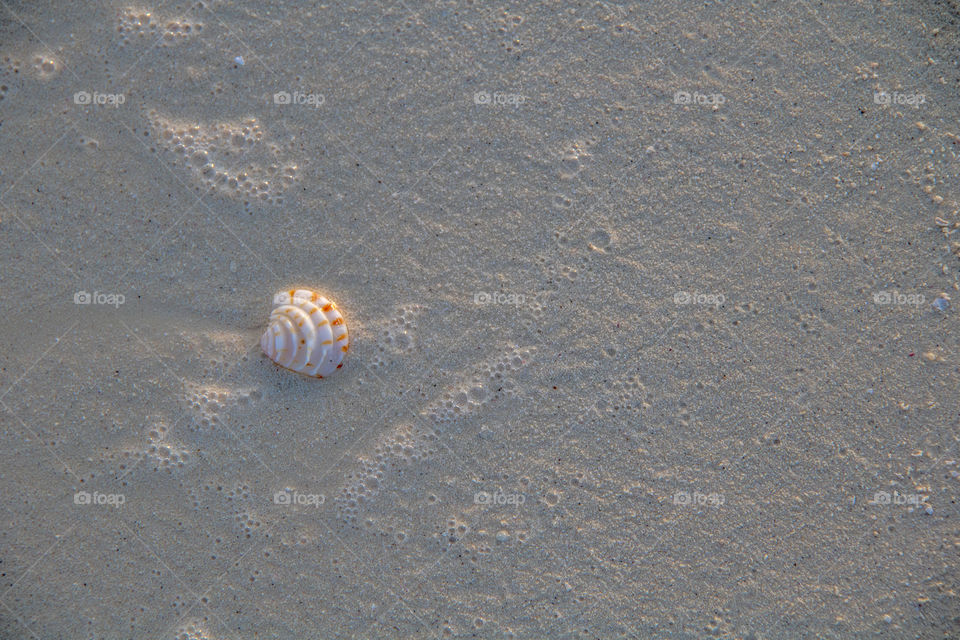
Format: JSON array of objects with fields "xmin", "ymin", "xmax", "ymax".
[{"xmin": 261, "ymin": 289, "xmax": 349, "ymax": 378}]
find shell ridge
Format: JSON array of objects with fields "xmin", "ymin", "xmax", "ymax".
[{"xmin": 262, "ymin": 289, "xmax": 348, "ymax": 377}]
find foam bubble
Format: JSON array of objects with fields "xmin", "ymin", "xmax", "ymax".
[
  {"xmin": 146, "ymin": 110, "xmax": 298, "ymax": 205},
  {"xmin": 335, "ymin": 423, "xmax": 438, "ymax": 525},
  {"xmin": 424, "ymin": 345, "xmax": 533, "ymax": 426},
  {"xmin": 174, "ymin": 621, "xmax": 212, "ymax": 640}
]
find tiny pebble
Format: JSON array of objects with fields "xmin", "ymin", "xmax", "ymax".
[
  {"xmin": 234, "ymin": 55, "xmax": 244, "ymax": 65},
  {"xmin": 496, "ymin": 530, "xmax": 510, "ymax": 543},
  {"xmin": 924, "ymin": 505, "xmax": 934, "ymax": 515},
  {"xmin": 883, "ymin": 614, "xmax": 892, "ymax": 624},
  {"xmin": 931, "ymin": 295, "xmax": 950, "ymax": 312}
]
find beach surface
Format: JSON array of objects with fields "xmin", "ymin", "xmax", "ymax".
[{"xmin": 0, "ymin": 0, "xmax": 959, "ymax": 638}]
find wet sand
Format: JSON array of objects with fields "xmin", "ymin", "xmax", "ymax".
[{"xmin": 0, "ymin": 1, "xmax": 958, "ymax": 638}]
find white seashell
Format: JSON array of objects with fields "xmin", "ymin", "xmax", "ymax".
[{"xmin": 261, "ymin": 289, "xmax": 349, "ymax": 378}]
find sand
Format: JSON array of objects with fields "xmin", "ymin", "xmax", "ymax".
[{"xmin": 1, "ymin": 0, "xmax": 959, "ymax": 638}]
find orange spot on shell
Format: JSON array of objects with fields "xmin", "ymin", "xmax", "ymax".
[
  {"xmin": 321, "ymin": 304, "xmax": 333, "ymax": 312},
  {"xmin": 331, "ymin": 318, "xmax": 343, "ymax": 326},
  {"xmin": 335, "ymin": 334, "xmax": 348, "ymax": 341},
  {"xmin": 310, "ymin": 292, "xmax": 318, "ymax": 301},
  {"xmin": 336, "ymin": 363, "xmax": 342, "ymax": 369}
]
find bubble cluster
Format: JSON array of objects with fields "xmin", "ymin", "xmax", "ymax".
[
  {"xmin": 2, "ymin": 55, "xmax": 21, "ymax": 75},
  {"xmin": 225, "ymin": 483, "xmax": 252, "ymax": 503},
  {"xmin": 160, "ymin": 18, "xmax": 204, "ymax": 45},
  {"xmin": 146, "ymin": 110, "xmax": 298, "ymax": 206},
  {"xmin": 595, "ymin": 374, "xmax": 648, "ymax": 421},
  {"xmin": 553, "ymin": 257, "xmax": 579, "ymax": 281},
  {"xmin": 116, "ymin": 8, "xmax": 157, "ymax": 44},
  {"xmin": 533, "ymin": 254, "xmax": 563, "ymax": 292},
  {"xmin": 704, "ymin": 612, "xmax": 735, "ymax": 638},
  {"xmin": 489, "ymin": 8, "xmax": 528, "ymax": 53},
  {"xmin": 433, "ymin": 516, "xmax": 519, "ymax": 566},
  {"xmin": 117, "ymin": 8, "xmax": 203, "ymax": 47},
  {"xmin": 441, "ymin": 515, "xmax": 470, "ymax": 544},
  {"xmin": 370, "ymin": 304, "xmax": 422, "ymax": 370},
  {"xmin": 31, "ymin": 54, "xmax": 59, "ymax": 79},
  {"xmin": 493, "ymin": 10, "xmax": 525, "ymax": 29},
  {"xmin": 141, "ymin": 421, "xmax": 190, "ymax": 470},
  {"xmin": 182, "ymin": 383, "xmax": 262, "ymax": 431},
  {"xmin": 234, "ymin": 511, "xmax": 264, "ymax": 539},
  {"xmin": 77, "ymin": 136, "xmax": 100, "ymax": 152},
  {"xmin": 335, "ymin": 424, "xmax": 438, "ymax": 525},
  {"xmin": 424, "ymin": 346, "xmax": 533, "ymax": 426},
  {"xmin": 174, "ymin": 622, "xmax": 211, "ymax": 640},
  {"xmin": 558, "ymin": 140, "xmax": 593, "ymax": 180},
  {"xmin": 519, "ymin": 291, "xmax": 548, "ymax": 331},
  {"xmin": 112, "ymin": 420, "xmax": 191, "ymax": 474}
]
